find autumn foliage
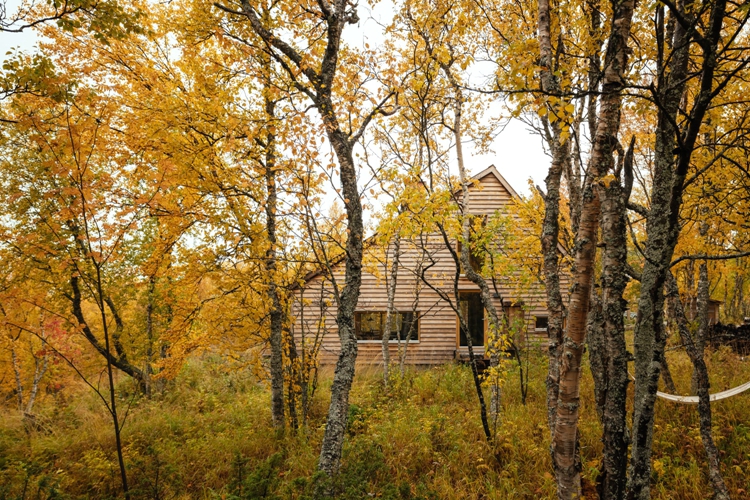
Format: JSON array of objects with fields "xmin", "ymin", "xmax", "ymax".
[{"xmin": 2, "ymin": 0, "xmax": 750, "ymax": 498}]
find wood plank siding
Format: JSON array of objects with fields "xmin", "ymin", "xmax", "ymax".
[{"xmin": 291, "ymin": 166, "xmax": 566, "ymax": 365}]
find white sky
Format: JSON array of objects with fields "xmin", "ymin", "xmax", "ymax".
[
  {"xmin": 0, "ymin": 0, "xmax": 550, "ymax": 196},
  {"xmin": 1, "ymin": 0, "xmax": 38, "ymax": 52},
  {"xmin": 354, "ymin": 1, "xmax": 550, "ymax": 195}
]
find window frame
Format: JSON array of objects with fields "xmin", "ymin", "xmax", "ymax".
[
  {"xmin": 534, "ymin": 315, "xmax": 549, "ymax": 332},
  {"xmin": 457, "ymin": 291, "xmax": 486, "ymax": 348},
  {"xmin": 354, "ymin": 311, "xmax": 420, "ymax": 343}
]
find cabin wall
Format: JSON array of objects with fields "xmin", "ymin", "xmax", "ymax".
[{"xmin": 290, "ymin": 170, "xmax": 563, "ymax": 365}]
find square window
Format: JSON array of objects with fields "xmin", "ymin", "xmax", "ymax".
[
  {"xmin": 356, "ymin": 312, "xmax": 382, "ymax": 341},
  {"xmin": 535, "ymin": 316, "xmax": 549, "ymax": 331}
]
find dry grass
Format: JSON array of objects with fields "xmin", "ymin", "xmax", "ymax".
[{"xmin": 1, "ymin": 348, "xmax": 749, "ymax": 499}]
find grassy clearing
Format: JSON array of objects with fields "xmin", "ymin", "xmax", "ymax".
[{"xmin": 1, "ymin": 349, "xmax": 749, "ymax": 499}]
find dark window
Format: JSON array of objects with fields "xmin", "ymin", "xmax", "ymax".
[
  {"xmin": 355, "ymin": 312, "xmax": 382, "ymax": 341},
  {"xmin": 355, "ymin": 311, "xmax": 419, "ymax": 341},
  {"xmin": 459, "ymin": 292, "xmax": 485, "ymax": 347},
  {"xmin": 535, "ymin": 316, "xmax": 549, "ymax": 331}
]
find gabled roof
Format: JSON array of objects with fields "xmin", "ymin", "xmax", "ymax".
[
  {"xmin": 293, "ymin": 165, "xmax": 529, "ymax": 289},
  {"xmin": 470, "ymin": 164, "xmax": 569, "ymax": 258},
  {"xmin": 471, "ymin": 164, "xmax": 521, "ymax": 200}
]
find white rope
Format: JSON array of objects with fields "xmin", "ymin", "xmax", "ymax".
[
  {"xmin": 629, "ymin": 372, "xmax": 750, "ymax": 404},
  {"xmin": 655, "ymin": 380, "xmax": 750, "ymax": 404}
]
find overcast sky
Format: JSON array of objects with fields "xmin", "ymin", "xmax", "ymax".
[
  {"xmin": 353, "ymin": 1, "xmax": 550, "ymax": 195},
  {"xmin": 0, "ymin": 1, "xmax": 551, "ymax": 195}
]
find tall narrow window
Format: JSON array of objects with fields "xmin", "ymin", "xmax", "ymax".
[{"xmin": 459, "ymin": 292, "xmax": 484, "ymax": 347}]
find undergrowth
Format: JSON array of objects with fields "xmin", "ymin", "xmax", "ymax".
[{"xmin": 1, "ymin": 350, "xmax": 749, "ymax": 499}]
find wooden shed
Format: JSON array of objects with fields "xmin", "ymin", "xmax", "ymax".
[
  {"xmin": 708, "ymin": 299, "xmax": 721, "ymax": 325},
  {"xmin": 291, "ymin": 166, "xmax": 557, "ymax": 365}
]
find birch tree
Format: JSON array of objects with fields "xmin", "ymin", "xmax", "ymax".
[
  {"xmin": 214, "ymin": 0, "xmax": 395, "ymax": 477},
  {"xmin": 538, "ymin": 0, "xmax": 637, "ymax": 495}
]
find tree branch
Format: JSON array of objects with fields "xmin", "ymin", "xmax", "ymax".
[{"xmin": 671, "ymin": 250, "xmax": 750, "ymax": 267}]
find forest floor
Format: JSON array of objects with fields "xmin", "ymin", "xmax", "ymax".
[{"xmin": 1, "ymin": 348, "xmax": 750, "ymax": 499}]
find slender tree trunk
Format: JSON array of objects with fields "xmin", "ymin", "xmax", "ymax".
[
  {"xmin": 435, "ymin": 222, "xmax": 492, "ymax": 442},
  {"xmin": 399, "ymin": 271, "xmax": 422, "ymax": 376},
  {"xmin": 456, "ymin": 299, "xmax": 493, "ymax": 441},
  {"xmin": 537, "ymin": 0, "xmax": 569, "ymax": 442},
  {"xmin": 25, "ymin": 348, "xmax": 48, "ymax": 415},
  {"xmin": 382, "ymin": 234, "xmax": 401, "ymax": 388},
  {"xmin": 399, "ymin": 306, "xmax": 418, "ymax": 376},
  {"xmin": 263, "ymin": 90, "xmax": 285, "ymax": 430},
  {"xmin": 584, "ymin": 0, "xmax": 601, "ymax": 190},
  {"xmin": 666, "ymin": 271, "xmax": 730, "ymax": 500},
  {"xmin": 144, "ymin": 276, "xmax": 155, "ymax": 397},
  {"xmin": 457, "ymin": 117, "xmax": 499, "ymax": 434},
  {"xmin": 597, "ymin": 141, "xmax": 634, "ymax": 499},
  {"xmin": 586, "ymin": 290, "xmax": 606, "ymax": 420},
  {"xmin": 94, "ymin": 265, "xmax": 130, "ymax": 499},
  {"xmin": 10, "ymin": 340, "xmax": 25, "ymax": 411},
  {"xmin": 400, "ymin": 30, "xmax": 501, "ymax": 439},
  {"xmin": 230, "ymin": 0, "xmax": 370, "ymax": 473},
  {"xmin": 298, "ymin": 287, "xmax": 325, "ymax": 428},
  {"xmin": 691, "ymin": 262, "xmax": 709, "ymax": 394},
  {"xmin": 285, "ymin": 327, "xmax": 300, "ymax": 431},
  {"xmin": 70, "ymin": 275, "xmax": 145, "ymax": 387},
  {"xmin": 298, "ymin": 290, "xmax": 311, "ymax": 428},
  {"xmin": 316, "ymin": 131, "xmax": 364, "ymax": 477},
  {"xmin": 441, "ymin": 57, "xmax": 504, "ymax": 438},
  {"xmin": 628, "ymin": 1, "xmax": 727, "ymax": 496}
]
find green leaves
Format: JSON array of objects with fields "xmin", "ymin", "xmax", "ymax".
[{"xmin": 53, "ymin": 0, "xmax": 144, "ymax": 42}]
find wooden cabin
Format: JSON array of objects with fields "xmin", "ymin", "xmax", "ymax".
[{"xmin": 291, "ymin": 166, "xmax": 557, "ymax": 365}]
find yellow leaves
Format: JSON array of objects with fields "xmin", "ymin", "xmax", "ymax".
[
  {"xmin": 433, "ymin": 46, "xmax": 451, "ymax": 66},
  {"xmin": 558, "ymin": 128, "xmax": 570, "ymax": 144},
  {"xmin": 600, "ymin": 174, "xmax": 618, "ymax": 188},
  {"xmin": 61, "ymin": 186, "xmax": 79, "ymax": 197}
]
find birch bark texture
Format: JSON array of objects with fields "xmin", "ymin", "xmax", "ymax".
[
  {"xmin": 404, "ymin": 5, "xmax": 498, "ymax": 441},
  {"xmin": 263, "ymin": 93, "xmax": 285, "ymax": 430},
  {"xmin": 543, "ymin": 0, "xmax": 636, "ymax": 496},
  {"xmin": 381, "ymin": 234, "xmax": 401, "ymax": 388},
  {"xmin": 595, "ymin": 137, "xmax": 634, "ymax": 499},
  {"xmin": 444, "ymin": 67, "xmax": 505, "ymax": 433},
  {"xmin": 536, "ymin": 0, "xmax": 568, "ymax": 442}
]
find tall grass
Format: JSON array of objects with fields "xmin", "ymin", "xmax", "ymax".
[{"xmin": 1, "ymin": 349, "xmax": 748, "ymax": 499}]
